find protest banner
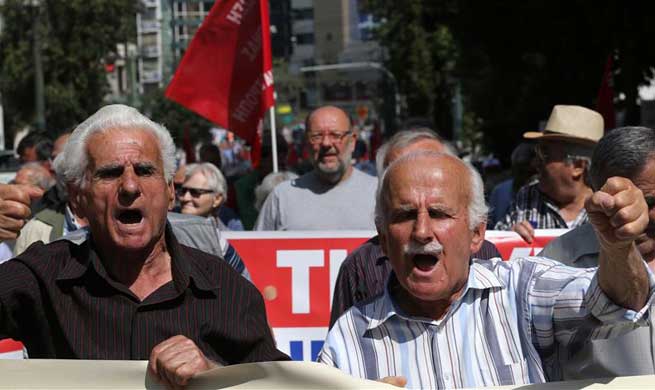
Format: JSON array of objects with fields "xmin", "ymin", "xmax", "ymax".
[{"xmin": 0, "ymin": 230, "xmax": 565, "ymax": 360}]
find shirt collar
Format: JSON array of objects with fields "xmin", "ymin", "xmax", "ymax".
[
  {"xmin": 366, "ymin": 259, "xmax": 504, "ymax": 332},
  {"xmin": 56, "ymin": 222, "xmax": 218, "ymax": 293}
]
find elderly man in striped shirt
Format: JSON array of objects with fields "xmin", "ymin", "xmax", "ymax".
[{"xmin": 319, "ymin": 151, "xmax": 654, "ymax": 388}]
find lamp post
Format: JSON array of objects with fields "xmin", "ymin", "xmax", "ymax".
[{"xmin": 300, "ymin": 62, "xmax": 400, "ymax": 126}]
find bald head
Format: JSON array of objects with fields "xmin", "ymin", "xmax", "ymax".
[{"xmin": 305, "ymin": 106, "xmax": 352, "ymax": 132}]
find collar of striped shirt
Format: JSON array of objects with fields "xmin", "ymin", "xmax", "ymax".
[{"xmin": 365, "ymin": 263, "xmax": 505, "ymax": 332}]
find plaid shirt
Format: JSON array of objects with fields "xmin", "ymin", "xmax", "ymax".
[{"xmin": 494, "ymin": 182, "xmax": 588, "ymax": 231}]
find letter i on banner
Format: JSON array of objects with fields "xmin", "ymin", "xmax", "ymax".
[{"xmin": 165, "ymin": 0, "xmax": 275, "ymax": 163}]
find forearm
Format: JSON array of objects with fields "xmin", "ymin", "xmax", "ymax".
[{"xmin": 598, "ymin": 242, "xmax": 649, "ymax": 311}]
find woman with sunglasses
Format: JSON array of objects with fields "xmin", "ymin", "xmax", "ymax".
[{"xmin": 177, "ymin": 163, "xmax": 244, "ymax": 230}]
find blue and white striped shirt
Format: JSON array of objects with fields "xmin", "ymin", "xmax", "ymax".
[{"xmin": 319, "ymin": 257, "xmax": 654, "ymax": 389}]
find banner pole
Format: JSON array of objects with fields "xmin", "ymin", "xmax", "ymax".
[{"xmin": 269, "ymin": 106, "xmax": 278, "ymax": 173}]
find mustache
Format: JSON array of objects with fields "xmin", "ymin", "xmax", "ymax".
[{"xmin": 404, "ymin": 240, "xmax": 443, "ymax": 256}]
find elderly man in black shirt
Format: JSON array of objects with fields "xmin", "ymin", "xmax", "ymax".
[{"xmin": 0, "ymin": 104, "xmax": 287, "ymax": 388}]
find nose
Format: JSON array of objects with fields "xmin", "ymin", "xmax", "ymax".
[
  {"xmin": 319, "ymin": 132, "xmax": 333, "ymax": 148},
  {"xmin": 411, "ymin": 210, "xmax": 432, "ymax": 244},
  {"xmin": 118, "ymin": 167, "xmax": 140, "ymax": 204},
  {"xmin": 179, "ymin": 189, "xmax": 192, "ymax": 202}
]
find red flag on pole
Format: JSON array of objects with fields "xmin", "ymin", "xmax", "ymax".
[
  {"xmin": 596, "ymin": 56, "xmax": 616, "ymax": 130},
  {"xmin": 165, "ymin": 0, "xmax": 275, "ymax": 148}
]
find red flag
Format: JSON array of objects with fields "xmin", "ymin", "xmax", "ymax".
[
  {"xmin": 596, "ymin": 56, "xmax": 616, "ymax": 130},
  {"xmin": 166, "ymin": 0, "xmax": 274, "ymax": 148}
]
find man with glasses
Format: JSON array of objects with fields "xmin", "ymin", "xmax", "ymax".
[
  {"xmin": 539, "ymin": 126, "xmax": 655, "ymax": 379},
  {"xmin": 255, "ymin": 105, "xmax": 377, "ymax": 230},
  {"xmin": 495, "ymin": 105, "xmax": 602, "ymax": 243}
]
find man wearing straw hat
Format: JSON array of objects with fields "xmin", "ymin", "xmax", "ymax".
[{"xmin": 495, "ymin": 105, "xmax": 603, "ymax": 243}]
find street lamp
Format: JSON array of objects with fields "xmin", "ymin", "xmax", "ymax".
[{"xmin": 300, "ymin": 62, "xmax": 400, "ymax": 119}]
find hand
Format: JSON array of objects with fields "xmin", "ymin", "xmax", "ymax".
[
  {"xmin": 585, "ymin": 177, "xmax": 649, "ymax": 251},
  {"xmin": 148, "ymin": 335, "xmax": 219, "ymax": 389},
  {"xmin": 0, "ymin": 184, "xmax": 43, "ymax": 240},
  {"xmin": 512, "ymin": 220, "xmax": 535, "ymax": 243},
  {"xmin": 378, "ymin": 376, "xmax": 407, "ymax": 387}
]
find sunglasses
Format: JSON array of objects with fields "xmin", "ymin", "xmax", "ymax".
[{"xmin": 176, "ymin": 185, "xmax": 215, "ymax": 198}]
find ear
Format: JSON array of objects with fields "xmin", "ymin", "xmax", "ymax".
[
  {"xmin": 166, "ymin": 180, "xmax": 175, "ymax": 210},
  {"xmin": 212, "ymin": 193, "xmax": 224, "ymax": 209},
  {"xmin": 469, "ymin": 221, "xmax": 486, "ymax": 254},
  {"xmin": 67, "ymin": 183, "xmax": 87, "ymax": 219},
  {"xmin": 376, "ymin": 221, "xmax": 389, "ymax": 257}
]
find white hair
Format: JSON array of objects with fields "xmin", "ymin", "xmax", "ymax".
[
  {"xmin": 254, "ymin": 171, "xmax": 299, "ymax": 211},
  {"xmin": 184, "ymin": 162, "xmax": 228, "ymax": 200},
  {"xmin": 375, "ymin": 128, "xmax": 457, "ymax": 175},
  {"xmin": 53, "ymin": 104, "xmax": 176, "ymax": 187},
  {"xmin": 375, "ymin": 151, "xmax": 488, "ymax": 231}
]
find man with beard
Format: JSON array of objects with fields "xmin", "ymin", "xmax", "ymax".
[
  {"xmin": 320, "ymin": 150, "xmax": 654, "ymax": 388},
  {"xmin": 539, "ymin": 126, "xmax": 655, "ymax": 378},
  {"xmin": 255, "ymin": 106, "xmax": 377, "ymax": 230},
  {"xmin": 495, "ymin": 105, "xmax": 602, "ymax": 243}
]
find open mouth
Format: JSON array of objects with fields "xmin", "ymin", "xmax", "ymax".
[
  {"xmin": 117, "ymin": 209, "xmax": 143, "ymax": 225},
  {"xmin": 412, "ymin": 254, "xmax": 438, "ymax": 272}
]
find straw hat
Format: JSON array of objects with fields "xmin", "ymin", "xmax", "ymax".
[{"xmin": 523, "ymin": 105, "xmax": 604, "ymax": 145}]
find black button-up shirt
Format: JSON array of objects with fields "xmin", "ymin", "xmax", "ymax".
[{"xmin": 0, "ymin": 225, "xmax": 288, "ymax": 363}]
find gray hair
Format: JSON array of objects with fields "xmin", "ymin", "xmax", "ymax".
[
  {"xmin": 14, "ymin": 162, "xmax": 56, "ymax": 190},
  {"xmin": 590, "ymin": 126, "xmax": 655, "ymax": 190},
  {"xmin": 53, "ymin": 104, "xmax": 176, "ymax": 187},
  {"xmin": 184, "ymin": 162, "xmax": 228, "ymax": 200},
  {"xmin": 254, "ymin": 171, "xmax": 299, "ymax": 211},
  {"xmin": 375, "ymin": 128, "xmax": 456, "ymax": 175},
  {"xmin": 375, "ymin": 151, "xmax": 488, "ymax": 231}
]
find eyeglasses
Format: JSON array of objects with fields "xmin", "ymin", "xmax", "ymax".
[
  {"xmin": 535, "ymin": 145, "xmax": 590, "ymax": 164},
  {"xmin": 176, "ymin": 186, "xmax": 215, "ymax": 198},
  {"xmin": 307, "ymin": 130, "xmax": 352, "ymax": 145}
]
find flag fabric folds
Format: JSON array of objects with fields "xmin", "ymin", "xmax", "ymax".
[{"xmin": 166, "ymin": 0, "xmax": 274, "ymax": 146}]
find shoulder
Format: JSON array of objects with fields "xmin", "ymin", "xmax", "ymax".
[
  {"xmin": 349, "ymin": 169, "xmax": 377, "ymax": 188},
  {"xmin": 8, "ymin": 239, "xmax": 81, "ymax": 280},
  {"xmin": 540, "ymin": 223, "xmax": 599, "ymax": 266},
  {"xmin": 178, "ymin": 244, "xmax": 261, "ymax": 299},
  {"xmin": 340, "ymin": 237, "xmax": 383, "ymax": 270},
  {"xmin": 329, "ymin": 292, "xmax": 385, "ymax": 336}
]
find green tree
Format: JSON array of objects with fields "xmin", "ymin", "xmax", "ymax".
[
  {"xmin": 362, "ymin": 0, "xmax": 459, "ymax": 137},
  {"xmin": 0, "ymin": 0, "xmax": 137, "ymax": 144},
  {"xmin": 140, "ymin": 87, "xmax": 213, "ymax": 144}
]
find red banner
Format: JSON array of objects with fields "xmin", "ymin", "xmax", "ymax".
[
  {"xmin": 165, "ymin": 0, "xmax": 274, "ymax": 144},
  {"xmin": 0, "ymin": 230, "xmax": 565, "ymax": 361}
]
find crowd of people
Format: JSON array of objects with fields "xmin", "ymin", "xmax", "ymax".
[{"xmin": 0, "ymin": 102, "xmax": 653, "ymax": 389}]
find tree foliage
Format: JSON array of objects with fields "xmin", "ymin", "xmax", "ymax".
[
  {"xmin": 363, "ymin": 0, "xmax": 655, "ymax": 160},
  {"xmin": 140, "ymin": 87, "xmax": 213, "ymax": 144},
  {"xmin": 0, "ymin": 0, "xmax": 137, "ymax": 143},
  {"xmin": 362, "ymin": 0, "xmax": 459, "ymax": 137}
]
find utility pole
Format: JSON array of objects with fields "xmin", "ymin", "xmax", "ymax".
[{"xmin": 32, "ymin": 0, "xmax": 46, "ymax": 131}]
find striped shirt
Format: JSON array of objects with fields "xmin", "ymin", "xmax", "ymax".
[
  {"xmin": 0, "ymin": 224, "xmax": 288, "ymax": 363},
  {"xmin": 319, "ymin": 257, "xmax": 654, "ymax": 389},
  {"xmin": 329, "ymin": 236, "xmax": 501, "ymax": 328},
  {"xmin": 495, "ymin": 182, "xmax": 588, "ymax": 231}
]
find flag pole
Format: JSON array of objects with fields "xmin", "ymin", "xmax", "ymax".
[{"xmin": 269, "ymin": 106, "xmax": 278, "ymax": 173}]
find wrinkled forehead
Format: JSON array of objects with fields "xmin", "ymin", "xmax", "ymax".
[
  {"xmin": 86, "ymin": 128, "xmax": 162, "ymax": 166},
  {"xmin": 384, "ymin": 154, "xmax": 469, "ymax": 199},
  {"xmin": 307, "ymin": 108, "xmax": 350, "ymax": 132}
]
